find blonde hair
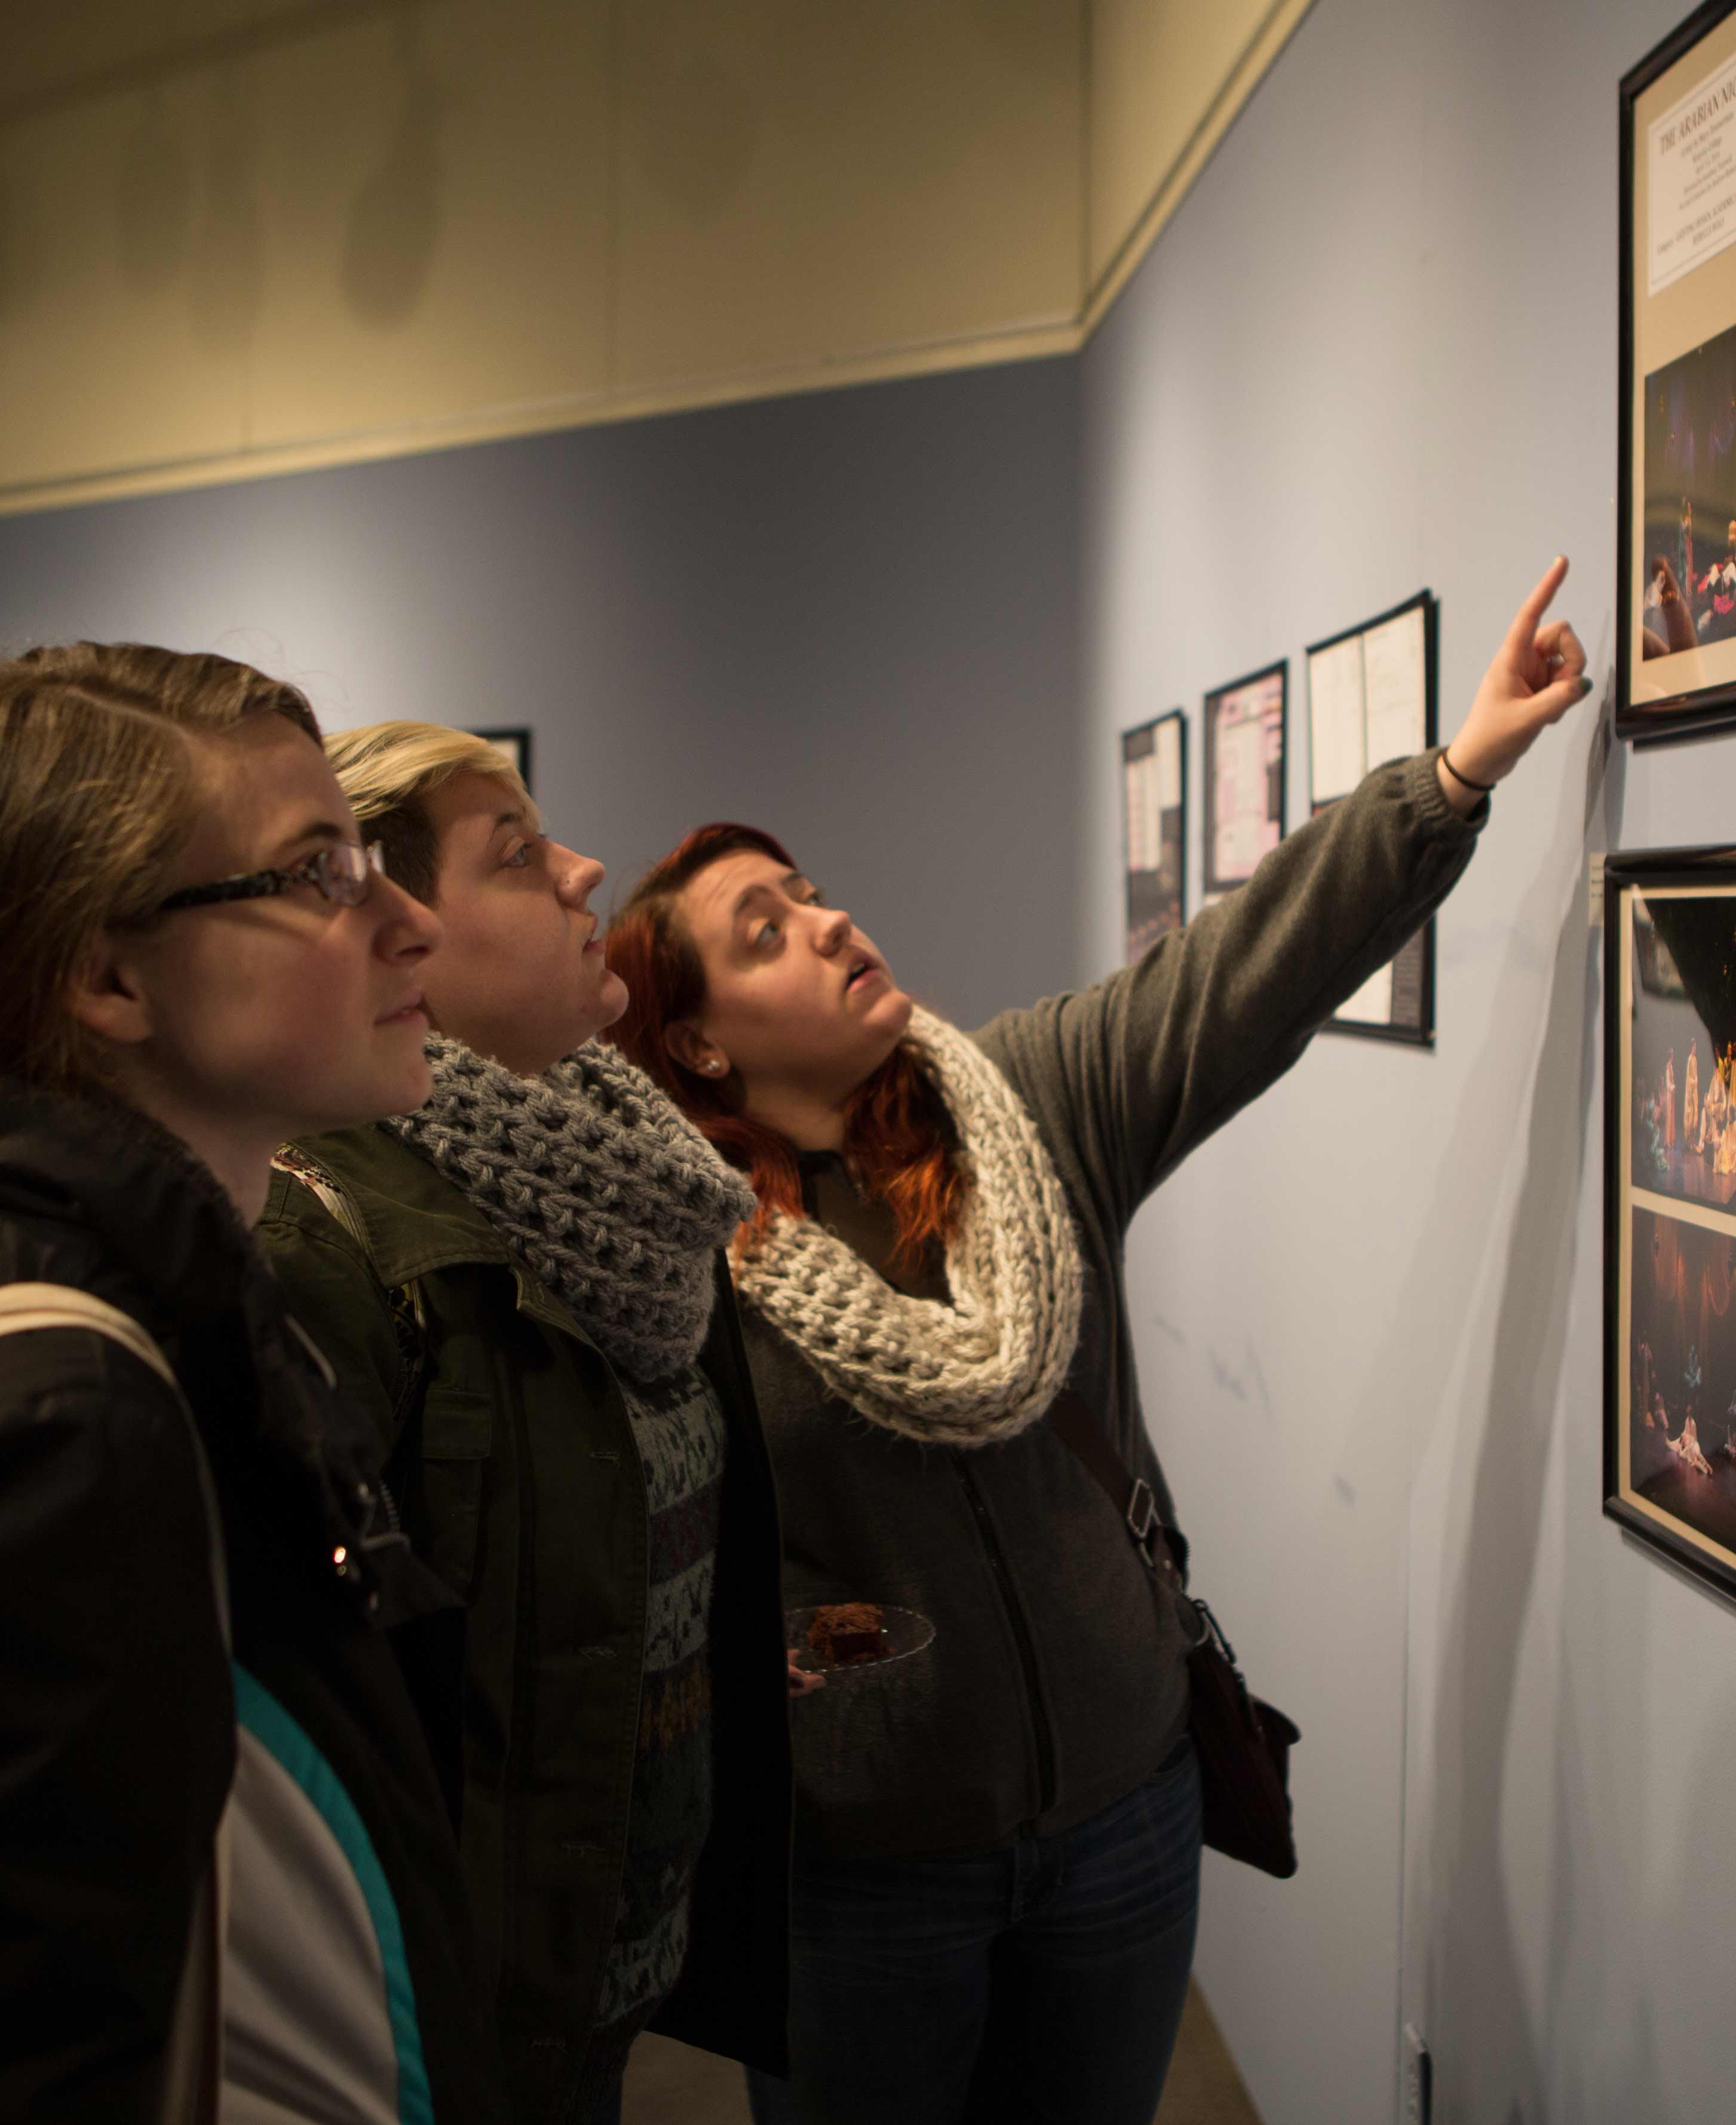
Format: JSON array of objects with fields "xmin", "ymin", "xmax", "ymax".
[
  {"xmin": 0, "ymin": 642, "xmax": 321, "ymax": 1093},
  {"xmin": 324, "ymin": 722, "xmax": 538, "ymax": 904}
]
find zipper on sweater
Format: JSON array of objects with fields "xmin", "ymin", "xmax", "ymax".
[{"xmin": 952, "ymin": 1457, "xmax": 1057, "ymax": 1825}]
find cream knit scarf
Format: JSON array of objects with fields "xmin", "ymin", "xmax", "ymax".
[
  {"xmin": 731, "ymin": 1008, "xmax": 1084, "ymax": 1446},
  {"xmin": 386, "ymin": 1036, "xmax": 757, "ymax": 1383}
]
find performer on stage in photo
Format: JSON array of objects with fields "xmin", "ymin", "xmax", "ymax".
[
  {"xmin": 1694, "ymin": 518, "xmax": 1736, "ymax": 642},
  {"xmin": 1670, "ymin": 1408, "xmax": 1714, "ymax": 1477},
  {"xmin": 1665, "ymin": 1050, "xmax": 1677, "ymax": 1149},
  {"xmin": 1697, "ymin": 1059, "xmax": 1726, "ymax": 1154},
  {"xmin": 1686, "ymin": 1039, "xmax": 1700, "ymax": 1145}
]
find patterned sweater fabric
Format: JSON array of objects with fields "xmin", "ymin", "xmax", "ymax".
[{"xmin": 580, "ymin": 1361, "xmax": 728, "ymax": 2105}]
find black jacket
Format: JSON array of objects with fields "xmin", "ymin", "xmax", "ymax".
[{"xmin": 0, "ymin": 1083, "xmax": 509, "ymax": 2122}]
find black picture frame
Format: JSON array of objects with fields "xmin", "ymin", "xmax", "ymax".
[
  {"xmin": 468, "ymin": 725, "xmax": 533, "ymax": 795},
  {"xmin": 1201, "ymin": 660, "xmax": 1287, "ymax": 900},
  {"xmin": 1604, "ymin": 844, "xmax": 1736, "ymax": 1605},
  {"xmin": 1306, "ymin": 590, "xmax": 1440, "ymax": 1047},
  {"xmin": 1617, "ymin": 0, "xmax": 1736, "ymax": 748},
  {"xmin": 1120, "ymin": 709, "xmax": 1188, "ymax": 963}
]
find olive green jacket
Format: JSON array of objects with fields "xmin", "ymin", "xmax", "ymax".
[{"xmin": 258, "ymin": 1124, "xmax": 791, "ymax": 2118}]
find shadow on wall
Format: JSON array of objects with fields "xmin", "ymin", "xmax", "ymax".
[
  {"xmin": 342, "ymin": 14, "xmax": 444, "ymax": 329},
  {"xmin": 70, "ymin": 1, "xmax": 447, "ymax": 348},
  {"xmin": 1421, "ymin": 699, "xmax": 1624, "ymax": 2120},
  {"xmin": 189, "ymin": 67, "xmax": 266, "ymax": 354}
]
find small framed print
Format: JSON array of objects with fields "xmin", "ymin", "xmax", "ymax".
[
  {"xmin": 1121, "ymin": 710, "xmax": 1186, "ymax": 962},
  {"xmin": 1618, "ymin": 0, "xmax": 1736, "ymax": 744},
  {"xmin": 1307, "ymin": 591, "xmax": 1439, "ymax": 1045},
  {"xmin": 1605, "ymin": 847, "xmax": 1736, "ymax": 1601},
  {"xmin": 1202, "ymin": 661, "xmax": 1286, "ymax": 901},
  {"xmin": 470, "ymin": 726, "xmax": 533, "ymax": 793}
]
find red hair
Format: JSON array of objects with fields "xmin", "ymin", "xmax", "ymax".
[{"xmin": 605, "ymin": 823, "xmax": 970, "ymax": 1270}]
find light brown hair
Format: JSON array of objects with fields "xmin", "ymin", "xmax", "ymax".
[{"xmin": 0, "ymin": 641, "xmax": 321, "ymax": 1092}]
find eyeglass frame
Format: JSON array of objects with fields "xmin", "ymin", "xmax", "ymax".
[{"xmin": 155, "ymin": 839, "xmax": 387, "ymax": 916}]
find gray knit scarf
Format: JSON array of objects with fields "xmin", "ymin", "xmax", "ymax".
[
  {"xmin": 731, "ymin": 1008, "xmax": 1085, "ymax": 1446},
  {"xmin": 385, "ymin": 1037, "xmax": 756, "ymax": 1383}
]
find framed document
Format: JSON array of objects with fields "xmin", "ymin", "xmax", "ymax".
[
  {"xmin": 1620, "ymin": 0, "xmax": 1736, "ymax": 744},
  {"xmin": 1306, "ymin": 591, "xmax": 1439, "ymax": 1045},
  {"xmin": 1202, "ymin": 661, "xmax": 1286, "ymax": 900},
  {"xmin": 1606, "ymin": 848, "xmax": 1736, "ymax": 1602},
  {"xmin": 470, "ymin": 725, "xmax": 533, "ymax": 794},
  {"xmin": 1121, "ymin": 710, "xmax": 1186, "ymax": 962}
]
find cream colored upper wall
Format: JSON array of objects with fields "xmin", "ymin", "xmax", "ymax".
[
  {"xmin": 0, "ymin": 0, "xmax": 1310, "ymax": 511},
  {"xmin": 1085, "ymin": 0, "xmax": 1313, "ymax": 314}
]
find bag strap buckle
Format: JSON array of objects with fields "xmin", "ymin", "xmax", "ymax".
[{"xmin": 1125, "ymin": 1476, "xmax": 1160, "ymax": 1568}]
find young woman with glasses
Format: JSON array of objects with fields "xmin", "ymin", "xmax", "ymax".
[
  {"xmin": 0, "ymin": 643, "xmax": 509, "ymax": 2121},
  {"xmin": 600, "ymin": 561, "xmax": 1591, "ymax": 2125},
  {"xmin": 257, "ymin": 722, "xmax": 791, "ymax": 2125}
]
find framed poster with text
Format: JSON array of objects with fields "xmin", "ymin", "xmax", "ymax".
[
  {"xmin": 1202, "ymin": 662, "xmax": 1286, "ymax": 902},
  {"xmin": 1619, "ymin": 0, "xmax": 1736, "ymax": 744},
  {"xmin": 469, "ymin": 726, "xmax": 534, "ymax": 795},
  {"xmin": 1306, "ymin": 591, "xmax": 1439, "ymax": 1044},
  {"xmin": 1605, "ymin": 848, "xmax": 1736, "ymax": 1602},
  {"xmin": 1121, "ymin": 710, "xmax": 1186, "ymax": 962}
]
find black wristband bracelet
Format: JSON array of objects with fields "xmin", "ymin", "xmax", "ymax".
[{"xmin": 1441, "ymin": 749, "xmax": 1495, "ymax": 795}]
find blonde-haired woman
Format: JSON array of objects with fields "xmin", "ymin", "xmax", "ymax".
[
  {"xmin": 258, "ymin": 722, "xmax": 790, "ymax": 2125},
  {"xmin": 0, "ymin": 646, "xmax": 508, "ymax": 2121}
]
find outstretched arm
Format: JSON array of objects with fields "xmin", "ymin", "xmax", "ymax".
[{"xmin": 980, "ymin": 560, "xmax": 1594, "ymax": 1234}]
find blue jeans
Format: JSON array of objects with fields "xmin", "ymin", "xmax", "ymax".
[{"xmin": 746, "ymin": 1740, "xmax": 1201, "ymax": 2125}]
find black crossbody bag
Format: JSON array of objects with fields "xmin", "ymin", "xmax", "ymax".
[{"xmin": 1048, "ymin": 1390, "xmax": 1300, "ymax": 1879}]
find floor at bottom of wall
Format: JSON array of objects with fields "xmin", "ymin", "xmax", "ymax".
[{"xmin": 621, "ymin": 1978, "xmax": 1263, "ymax": 2124}]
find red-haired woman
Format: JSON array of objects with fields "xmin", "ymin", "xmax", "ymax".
[{"xmin": 605, "ymin": 562, "xmax": 1589, "ymax": 2125}]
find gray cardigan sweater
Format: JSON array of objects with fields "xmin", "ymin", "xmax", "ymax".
[{"xmin": 747, "ymin": 749, "xmax": 1484, "ymax": 1856}]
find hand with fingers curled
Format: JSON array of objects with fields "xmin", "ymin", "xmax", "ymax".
[{"xmin": 1437, "ymin": 556, "xmax": 1595, "ymax": 818}]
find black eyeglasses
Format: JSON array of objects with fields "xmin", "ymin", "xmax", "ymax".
[{"xmin": 157, "ymin": 841, "xmax": 386, "ymax": 916}]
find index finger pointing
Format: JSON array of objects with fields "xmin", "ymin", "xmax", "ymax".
[{"xmin": 1504, "ymin": 556, "xmax": 1570, "ymax": 661}]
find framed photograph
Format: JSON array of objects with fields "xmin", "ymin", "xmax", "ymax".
[
  {"xmin": 1618, "ymin": 0, "xmax": 1736, "ymax": 744},
  {"xmin": 1121, "ymin": 710, "xmax": 1186, "ymax": 962},
  {"xmin": 469, "ymin": 725, "xmax": 533, "ymax": 793},
  {"xmin": 1306, "ymin": 591, "xmax": 1439, "ymax": 1045},
  {"xmin": 1605, "ymin": 847, "xmax": 1736, "ymax": 1600},
  {"xmin": 1202, "ymin": 661, "xmax": 1286, "ymax": 901}
]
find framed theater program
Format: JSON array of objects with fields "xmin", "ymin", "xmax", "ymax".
[
  {"xmin": 1605, "ymin": 848, "xmax": 1736, "ymax": 1600},
  {"xmin": 1306, "ymin": 591, "xmax": 1439, "ymax": 1044},
  {"xmin": 470, "ymin": 726, "xmax": 534, "ymax": 794},
  {"xmin": 1121, "ymin": 710, "xmax": 1186, "ymax": 961},
  {"xmin": 1203, "ymin": 662, "xmax": 1286, "ymax": 903},
  {"xmin": 1620, "ymin": 0, "xmax": 1736, "ymax": 743}
]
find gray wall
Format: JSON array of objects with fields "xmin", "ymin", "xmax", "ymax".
[
  {"xmin": 0, "ymin": 359, "xmax": 1081, "ymax": 1034},
  {"xmin": 7, "ymin": 5, "xmax": 1734, "ymax": 2112},
  {"xmin": 1081, "ymin": 0, "xmax": 1735, "ymax": 2119}
]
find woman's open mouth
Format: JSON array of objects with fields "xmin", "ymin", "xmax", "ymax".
[{"xmin": 844, "ymin": 953, "xmax": 883, "ymax": 996}]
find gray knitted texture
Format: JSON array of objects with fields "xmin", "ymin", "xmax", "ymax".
[
  {"xmin": 387, "ymin": 1036, "xmax": 756, "ymax": 1383},
  {"xmin": 732, "ymin": 1008, "xmax": 1084, "ymax": 1446}
]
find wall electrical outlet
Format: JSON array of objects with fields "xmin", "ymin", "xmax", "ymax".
[{"xmin": 1403, "ymin": 2024, "xmax": 1433, "ymax": 2125}]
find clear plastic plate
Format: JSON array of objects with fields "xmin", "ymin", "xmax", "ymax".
[{"xmin": 785, "ymin": 1603, "xmax": 937, "ymax": 1676}]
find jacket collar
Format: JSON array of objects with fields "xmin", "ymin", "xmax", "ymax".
[
  {"xmin": 0, "ymin": 1078, "xmax": 258, "ymax": 1339},
  {"xmin": 289, "ymin": 1122, "xmax": 601, "ymax": 1351},
  {"xmin": 0, "ymin": 1080, "xmax": 441, "ymax": 1625}
]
